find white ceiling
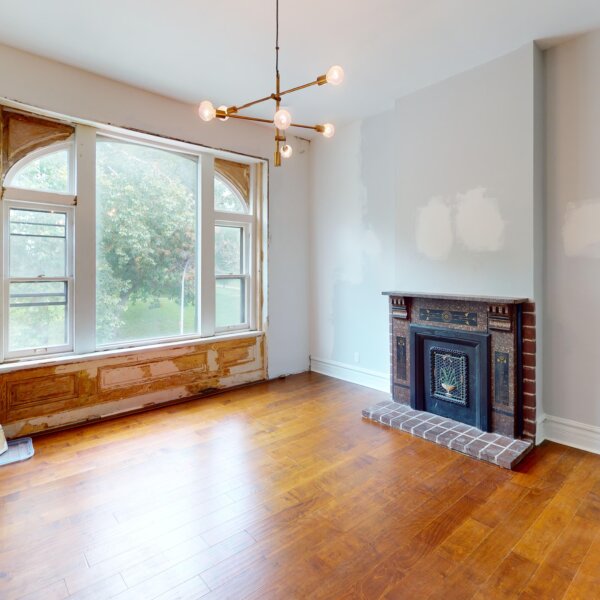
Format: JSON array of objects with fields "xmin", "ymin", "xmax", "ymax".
[{"xmin": 0, "ymin": 0, "xmax": 599, "ymax": 130}]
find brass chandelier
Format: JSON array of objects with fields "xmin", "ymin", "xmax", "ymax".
[{"xmin": 197, "ymin": 0, "xmax": 344, "ymax": 166}]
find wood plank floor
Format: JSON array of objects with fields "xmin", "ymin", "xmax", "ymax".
[{"xmin": 1, "ymin": 372, "xmax": 600, "ymax": 599}]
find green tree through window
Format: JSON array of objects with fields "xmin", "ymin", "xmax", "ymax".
[{"xmin": 96, "ymin": 139, "xmax": 198, "ymax": 345}]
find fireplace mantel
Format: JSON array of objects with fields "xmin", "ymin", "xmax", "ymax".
[
  {"xmin": 362, "ymin": 291, "xmax": 537, "ymax": 468},
  {"xmin": 381, "ymin": 291, "xmax": 537, "ymax": 443},
  {"xmin": 382, "ymin": 291, "xmax": 528, "ymax": 305}
]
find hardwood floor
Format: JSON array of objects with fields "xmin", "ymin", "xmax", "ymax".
[{"xmin": 1, "ymin": 372, "xmax": 599, "ymax": 599}]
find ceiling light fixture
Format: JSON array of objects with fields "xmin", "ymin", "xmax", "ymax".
[{"xmin": 198, "ymin": 0, "xmax": 344, "ymax": 166}]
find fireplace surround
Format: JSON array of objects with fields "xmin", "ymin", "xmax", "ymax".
[{"xmin": 362, "ymin": 291, "xmax": 537, "ymax": 468}]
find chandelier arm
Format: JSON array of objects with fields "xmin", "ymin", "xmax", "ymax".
[
  {"xmin": 227, "ymin": 113, "xmax": 321, "ymax": 132},
  {"xmin": 279, "ymin": 77, "xmax": 327, "ymax": 97},
  {"xmin": 235, "ymin": 94, "xmax": 276, "ymax": 112},
  {"xmin": 226, "ymin": 114, "xmax": 275, "ymax": 125},
  {"xmin": 289, "ymin": 122, "xmax": 320, "ymax": 131}
]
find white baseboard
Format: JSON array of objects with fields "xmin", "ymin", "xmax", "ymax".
[
  {"xmin": 310, "ymin": 357, "xmax": 389, "ymax": 393},
  {"xmin": 539, "ymin": 413, "xmax": 600, "ymax": 455}
]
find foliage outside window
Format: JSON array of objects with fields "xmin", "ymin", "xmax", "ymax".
[
  {"xmin": 9, "ymin": 148, "xmax": 70, "ymax": 193},
  {"xmin": 7, "ymin": 207, "xmax": 71, "ymax": 354},
  {"xmin": 2, "ymin": 128, "xmax": 259, "ymax": 361},
  {"xmin": 96, "ymin": 139, "xmax": 198, "ymax": 345}
]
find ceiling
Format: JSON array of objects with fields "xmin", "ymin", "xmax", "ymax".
[{"xmin": 0, "ymin": 0, "xmax": 599, "ymax": 130}]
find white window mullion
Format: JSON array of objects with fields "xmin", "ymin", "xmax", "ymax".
[
  {"xmin": 0, "ymin": 200, "xmax": 7, "ymax": 362},
  {"xmin": 200, "ymin": 154, "xmax": 215, "ymax": 337},
  {"xmin": 2, "ymin": 188, "xmax": 76, "ymax": 206},
  {"xmin": 73, "ymin": 124, "xmax": 96, "ymax": 353}
]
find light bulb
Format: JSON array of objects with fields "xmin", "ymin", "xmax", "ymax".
[
  {"xmin": 321, "ymin": 123, "xmax": 335, "ymax": 138},
  {"xmin": 326, "ymin": 65, "xmax": 345, "ymax": 86},
  {"xmin": 217, "ymin": 105, "xmax": 229, "ymax": 121},
  {"xmin": 274, "ymin": 109, "xmax": 292, "ymax": 130},
  {"xmin": 198, "ymin": 100, "xmax": 216, "ymax": 122},
  {"xmin": 280, "ymin": 144, "xmax": 293, "ymax": 158}
]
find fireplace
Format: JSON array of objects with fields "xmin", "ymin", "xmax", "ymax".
[
  {"xmin": 361, "ymin": 292, "xmax": 537, "ymax": 469},
  {"xmin": 410, "ymin": 325, "xmax": 490, "ymax": 431}
]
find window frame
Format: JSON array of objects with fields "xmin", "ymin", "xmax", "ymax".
[
  {"xmin": 0, "ymin": 120, "xmax": 263, "ymax": 363},
  {"xmin": 1, "ymin": 199, "xmax": 75, "ymax": 360},
  {"xmin": 214, "ymin": 218, "xmax": 252, "ymax": 333},
  {"xmin": 213, "ymin": 172, "xmax": 255, "ymax": 334}
]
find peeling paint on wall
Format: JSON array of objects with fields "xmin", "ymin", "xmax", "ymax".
[
  {"xmin": 1, "ymin": 334, "xmax": 266, "ymax": 438},
  {"xmin": 562, "ymin": 201, "xmax": 600, "ymax": 258}
]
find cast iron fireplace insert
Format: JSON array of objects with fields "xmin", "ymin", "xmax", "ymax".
[{"xmin": 409, "ymin": 324, "xmax": 490, "ymax": 431}]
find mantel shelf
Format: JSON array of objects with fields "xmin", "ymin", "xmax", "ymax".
[{"xmin": 381, "ymin": 291, "xmax": 529, "ymax": 305}]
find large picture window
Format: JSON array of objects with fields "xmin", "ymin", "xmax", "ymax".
[
  {"xmin": 96, "ymin": 138, "xmax": 199, "ymax": 346},
  {"xmin": 1, "ymin": 121, "xmax": 261, "ymax": 362}
]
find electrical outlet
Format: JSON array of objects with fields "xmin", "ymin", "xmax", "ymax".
[{"xmin": 354, "ymin": 352, "xmax": 360, "ymax": 364}]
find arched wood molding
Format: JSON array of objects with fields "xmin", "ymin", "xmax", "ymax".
[
  {"xmin": 1, "ymin": 108, "xmax": 74, "ymax": 185},
  {"xmin": 215, "ymin": 158, "xmax": 250, "ymax": 203}
]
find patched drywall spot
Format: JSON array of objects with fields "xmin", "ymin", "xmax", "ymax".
[
  {"xmin": 563, "ymin": 201, "xmax": 600, "ymax": 258},
  {"xmin": 455, "ymin": 187, "xmax": 505, "ymax": 252},
  {"xmin": 416, "ymin": 196, "xmax": 453, "ymax": 260}
]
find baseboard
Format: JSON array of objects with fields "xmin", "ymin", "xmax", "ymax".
[
  {"xmin": 535, "ymin": 413, "xmax": 546, "ymax": 446},
  {"xmin": 310, "ymin": 357, "xmax": 389, "ymax": 393},
  {"xmin": 540, "ymin": 413, "xmax": 600, "ymax": 455}
]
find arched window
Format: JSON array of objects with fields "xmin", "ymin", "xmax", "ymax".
[
  {"xmin": 214, "ymin": 173, "xmax": 253, "ymax": 331},
  {"xmin": 3, "ymin": 140, "xmax": 75, "ymax": 358},
  {"xmin": 214, "ymin": 174, "xmax": 247, "ymax": 214},
  {"xmin": 5, "ymin": 141, "xmax": 73, "ymax": 194}
]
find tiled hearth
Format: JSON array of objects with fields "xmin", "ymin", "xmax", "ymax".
[{"xmin": 363, "ymin": 400, "xmax": 533, "ymax": 469}]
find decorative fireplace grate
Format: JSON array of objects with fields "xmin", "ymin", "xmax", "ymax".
[{"xmin": 430, "ymin": 347, "xmax": 468, "ymax": 406}]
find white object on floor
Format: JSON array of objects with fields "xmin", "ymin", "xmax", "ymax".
[
  {"xmin": 0, "ymin": 425, "xmax": 7, "ymax": 455},
  {"xmin": 0, "ymin": 437, "xmax": 34, "ymax": 466}
]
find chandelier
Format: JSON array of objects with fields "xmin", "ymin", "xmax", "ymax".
[{"xmin": 197, "ymin": 0, "xmax": 344, "ymax": 167}]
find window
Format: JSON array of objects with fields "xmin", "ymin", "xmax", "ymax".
[
  {"xmin": 3, "ymin": 141, "xmax": 76, "ymax": 359},
  {"xmin": 215, "ymin": 176, "xmax": 247, "ymax": 213},
  {"xmin": 1, "ymin": 121, "xmax": 262, "ymax": 362},
  {"xmin": 96, "ymin": 138, "xmax": 199, "ymax": 346},
  {"xmin": 214, "ymin": 175, "xmax": 252, "ymax": 330},
  {"xmin": 4, "ymin": 204, "xmax": 73, "ymax": 357},
  {"xmin": 5, "ymin": 143, "xmax": 73, "ymax": 194}
]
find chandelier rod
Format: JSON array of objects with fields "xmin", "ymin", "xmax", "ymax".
[
  {"xmin": 276, "ymin": 0, "xmax": 280, "ymax": 80},
  {"xmin": 226, "ymin": 113, "xmax": 320, "ymax": 131},
  {"xmin": 233, "ymin": 76, "xmax": 327, "ymax": 114}
]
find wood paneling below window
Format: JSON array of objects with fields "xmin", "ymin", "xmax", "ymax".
[{"xmin": 0, "ymin": 334, "xmax": 265, "ymax": 437}]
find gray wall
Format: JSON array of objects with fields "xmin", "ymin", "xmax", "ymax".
[
  {"xmin": 309, "ymin": 114, "xmax": 395, "ymax": 387},
  {"xmin": 394, "ymin": 44, "xmax": 540, "ymax": 298},
  {"xmin": 310, "ymin": 44, "xmax": 542, "ymax": 390},
  {"xmin": 545, "ymin": 30, "xmax": 600, "ymax": 430}
]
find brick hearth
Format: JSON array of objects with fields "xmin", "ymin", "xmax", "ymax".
[{"xmin": 363, "ymin": 400, "xmax": 533, "ymax": 469}]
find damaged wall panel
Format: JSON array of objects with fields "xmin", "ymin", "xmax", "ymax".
[
  {"xmin": 0, "ymin": 334, "xmax": 266, "ymax": 437},
  {"xmin": 215, "ymin": 158, "xmax": 250, "ymax": 202},
  {"xmin": 1, "ymin": 108, "xmax": 74, "ymax": 183}
]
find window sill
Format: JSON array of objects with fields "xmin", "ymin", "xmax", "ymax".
[{"xmin": 0, "ymin": 330, "xmax": 264, "ymax": 374}]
